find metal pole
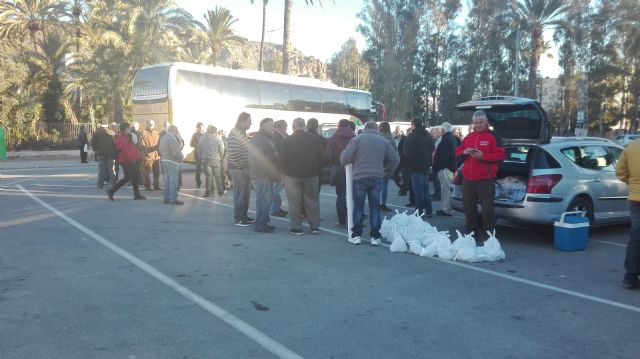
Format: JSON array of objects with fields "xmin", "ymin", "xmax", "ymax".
[
  {"xmin": 515, "ymin": 25, "xmax": 520, "ymax": 97},
  {"xmin": 357, "ymin": 64, "xmax": 360, "ymax": 90},
  {"xmin": 345, "ymin": 164, "xmax": 354, "ymax": 240}
]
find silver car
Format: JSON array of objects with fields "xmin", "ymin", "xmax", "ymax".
[{"xmin": 450, "ymin": 96, "xmax": 630, "ymax": 226}]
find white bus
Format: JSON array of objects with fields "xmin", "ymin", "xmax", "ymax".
[{"xmin": 131, "ymin": 62, "xmax": 376, "ymax": 159}]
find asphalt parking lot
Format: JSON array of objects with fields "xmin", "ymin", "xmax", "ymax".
[{"xmin": 1, "ymin": 159, "xmax": 639, "ymax": 358}]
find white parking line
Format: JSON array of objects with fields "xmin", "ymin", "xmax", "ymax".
[
  {"xmin": 182, "ymin": 192, "xmax": 640, "ymax": 314},
  {"xmin": 17, "ymin": 185, "xmax": 303, "ymax": 359},
  {"xmin": 591, "ymin": 239, "xmax": 627, "ymax": 248}
]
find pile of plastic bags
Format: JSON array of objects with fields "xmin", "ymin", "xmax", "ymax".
[
  {"xmin": 496, "ymin": 176, "xmax": 527, "ymax": 202},
  {"xmin": 380, "ymin": 210, "xmax": 506, "ymax": 263}
]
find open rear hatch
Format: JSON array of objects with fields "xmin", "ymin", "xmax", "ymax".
[{"xmin": 456, "ymin": 96, "xmax": 551, "ymax": 145}]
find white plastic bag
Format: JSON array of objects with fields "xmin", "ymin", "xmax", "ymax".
[
  {"xmin": 420, "ymin": 242, "xmax": 438, "ymax": 257},
  {"xmin": 380, "ymin": 217, "xmax": 393, "ymax": 240},
  {"xmin": 483, "ymin": 230, "xmax": 506, "ymax": 261},
  {"xmin": 408, "ymin": 240, "xmax": 423, "ymax": 255},
  {"xmin": 391, "ymin": 210, "xmax": 410, "ymax": 227},
  {"xmin": 389, "ymin": 233, "xmax": 407, "ymax": 253},
  {"xmin": 452, "ymin": 231, "xmax": 478, "ymax": 262},
  {"xmin": 435, "ymin": 234, "xmax": 454, "ymax": 260}
]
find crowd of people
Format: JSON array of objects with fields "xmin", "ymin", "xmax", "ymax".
[{"xmin": 86, "ymin": 110, "xmax": 507, "ymax": 246}]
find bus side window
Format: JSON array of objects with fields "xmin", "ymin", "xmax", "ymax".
[
  {"xmin": 321, "ymin": 90, "xmax": 347, "ymax": 114},
  {"xmin": 220, "ymin": 77, "xmax": 260, "ymax": 108},
  {"xmin": 291, "ymin": 86, "xmax": 321, "ymax": 112},
  {"xmin": 260, "ymin": 82, "xmax": 292, "ymax": 111}
]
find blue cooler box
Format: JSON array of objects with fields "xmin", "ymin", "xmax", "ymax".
[{"xmin": 554, "ymin": 211, "xmax": 589, "ymax": 251}]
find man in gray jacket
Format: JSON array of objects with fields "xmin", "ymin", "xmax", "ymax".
[
  {"xmin": 197, "ymin": 125, "xmax": 225, "ymax": 198},
  {"xmin": 341, "ymin": 121, "xmax": 400, "ymax": 245},
  {"xmin": 159, "ymin": 125, "xmax": 184, "ymax": 205}
]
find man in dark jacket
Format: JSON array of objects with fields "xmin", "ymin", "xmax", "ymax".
[
  {"xmin": 248, "ymin": 118, "xmax": 280, "ymax": 233},
  {"xmin": 270, "ymin": 120, "xmax": 288, "ymax": 217},
  {"xmin": 91, "ymin": 123, "xmax": 117, "ymax": 189},
  {"xmin": 324, "ymin": 119, "xmax": 354, "ymax": 228},
  {"xmin": 190, "ymin": 122, "xmax": 204, "ymax": 188},
  {"xmin": 432, "ymin": 122, "xmax": 458, "ymax": 216},
  {"xmin": 280, "ymin": 118, "xmax": 325, "ymax": 235},
  {"xmin": 78, "ymin": 126, "xmax": 89, "ymax": 163},
  {"xmin": 403, "ymin": 117, "xmax": 435, "ymax": 217},
  {"xmin": 197, "ymin": 125, "xmax": 225, "ymax": 198}
]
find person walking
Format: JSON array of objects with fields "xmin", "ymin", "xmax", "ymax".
[
  {"xmin": 78, "ymin": 126, "xmax": 89, "ymax": 163},
  {"xmin": 325, "ymin": 119, "xmax": 355, "ymax": 228},
  {"xmin": 190, "ymin": 122, "xmax": 205, "ymax": 188},
  {"xmin": 106, "ymin": 122, "xmax": 146, "ymax": 201},
  {"xmin": 433, "ymin": 122, "xmax": 458, "ymax": 216},
  {"xmin": 228, "ymin": 112, "xmax": 254, "ymax": 226},
  {"xmin": 197, "ymin": 125, "xmax": 225, "ymax": 198},
  {"xmin": 90, "ymin": 123, "xmax": 116, "ymax": 189},
  {"xmin": 455, "ymin": 110, "xmax": 505, "ymax": 244},
  {"xmin": 615, "ymin": 137, "xmax": 640, "ymax": 289},
  {"xmin": 403, "ymin": 117, "xmax": 435, "ymax": 217},
  {"xmin": 280, "ymin": 118, "xmax": 325, "ymax": 235},
  {"xmin": 140, "ymin": 120, "xmax": 161, "ymax": 191},
  {"xmin": 249, "ymin": 118, "xmax": 280, "ymax": 233},
  {"xmin": 158, "ymin": 125, "xmax": 184, "ymax": 205},
  {"xmin": 270, "ymin": 120, "xmax": 289, "ymax": 217},
  {"xmin": 341, "ymin": 121, "xmax": 399, "ymax": 245},
  {"xmin": 378, "ymin": 121, "xmax": 398, "ymax": 211}
]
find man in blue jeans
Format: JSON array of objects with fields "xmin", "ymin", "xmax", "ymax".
[
  {"xmin": 248, "ymin": 118, "xmax": 280, "ymax": 233},
  {"xmin": 403, "ymin": 117, "xmax": 435, "ymax": 217},
  {"xmin": 228, "ymin": 112, "xmax": 255, "ymax": 226},
  {"xmin": 341, "ymin": 121, "xmax": 399, "ymax": 245}
]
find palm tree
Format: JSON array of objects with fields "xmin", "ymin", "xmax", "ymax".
[
  {"xmin": 80, "ymin": 0, "xmax": 138, "ymax": 123},
  {"xmin": 128, "ymin": 0, "xmax": 200, "ymax": 65},
  {"xmin": 250, "ymin": 0, "xmax": 269, "ymax": 71},
  {"xmin": 282, "ymin": 0, "xmax": 321, "ymax": 74},
  {"xmin": 515, "ymin": 0, "xmax": 568, "ymax": 99},
  {"xmin": 0, "ymin": 0, "xmax": 67, "ymax": 53},
  {"xmin": 27, "ymin": 29, "xmax": 74, "ymax": 122},
  {"xmin": 199, "ymin": 6, "xmax": 244, "ymax": 66}
]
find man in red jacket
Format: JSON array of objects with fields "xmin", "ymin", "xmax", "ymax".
[
  {"xmin": 107, "ymin": 122, "xmax": 146, "ymax": 201},
  {"xmin": 455, "ymin": 110, "xmax": 505, "ymax": 243}
]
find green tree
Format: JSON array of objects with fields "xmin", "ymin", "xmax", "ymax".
[
  {"xmin": 27, "ymin": 29, "xmax": 73, "ymax": 123},
  {"xmin": 358, "ymin": 0, "xmax": 423, "ymax": 121},
  {"xmin": 0, "ymin": 0, "xmax": 67, "ymax": 53},
  {"xmin": 516, "ymin": 0, "xmax": 568, "ymax": 99},
  {"xmin": 199, "ymin": 6, "xmax": 244, "ymax": 66},
  {"xmin": 328, "ymin": 38, "xmax": 370, "ymax": 90}
]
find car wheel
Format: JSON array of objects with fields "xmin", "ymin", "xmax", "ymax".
[{"xmin": 567, "ymin": 196, "xmax": 594, "ymax": 225}]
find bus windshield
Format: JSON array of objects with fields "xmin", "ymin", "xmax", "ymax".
[{"xmin": 132, "ymin": 66, "xmax": 169, "ymax": 102}]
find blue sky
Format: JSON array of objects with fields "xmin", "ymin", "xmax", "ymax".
[{"xmin": 175, "ymin": 0, "xmax": 559, "ymax": 77}]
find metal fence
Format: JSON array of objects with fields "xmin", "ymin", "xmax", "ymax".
[
  {"xmin": 2, "ymin": 122, "xmax": 106, "ymax": 150},
  {"xmin": 45, "ymin": 122, "xmax": 99, "ymax": 141}
]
